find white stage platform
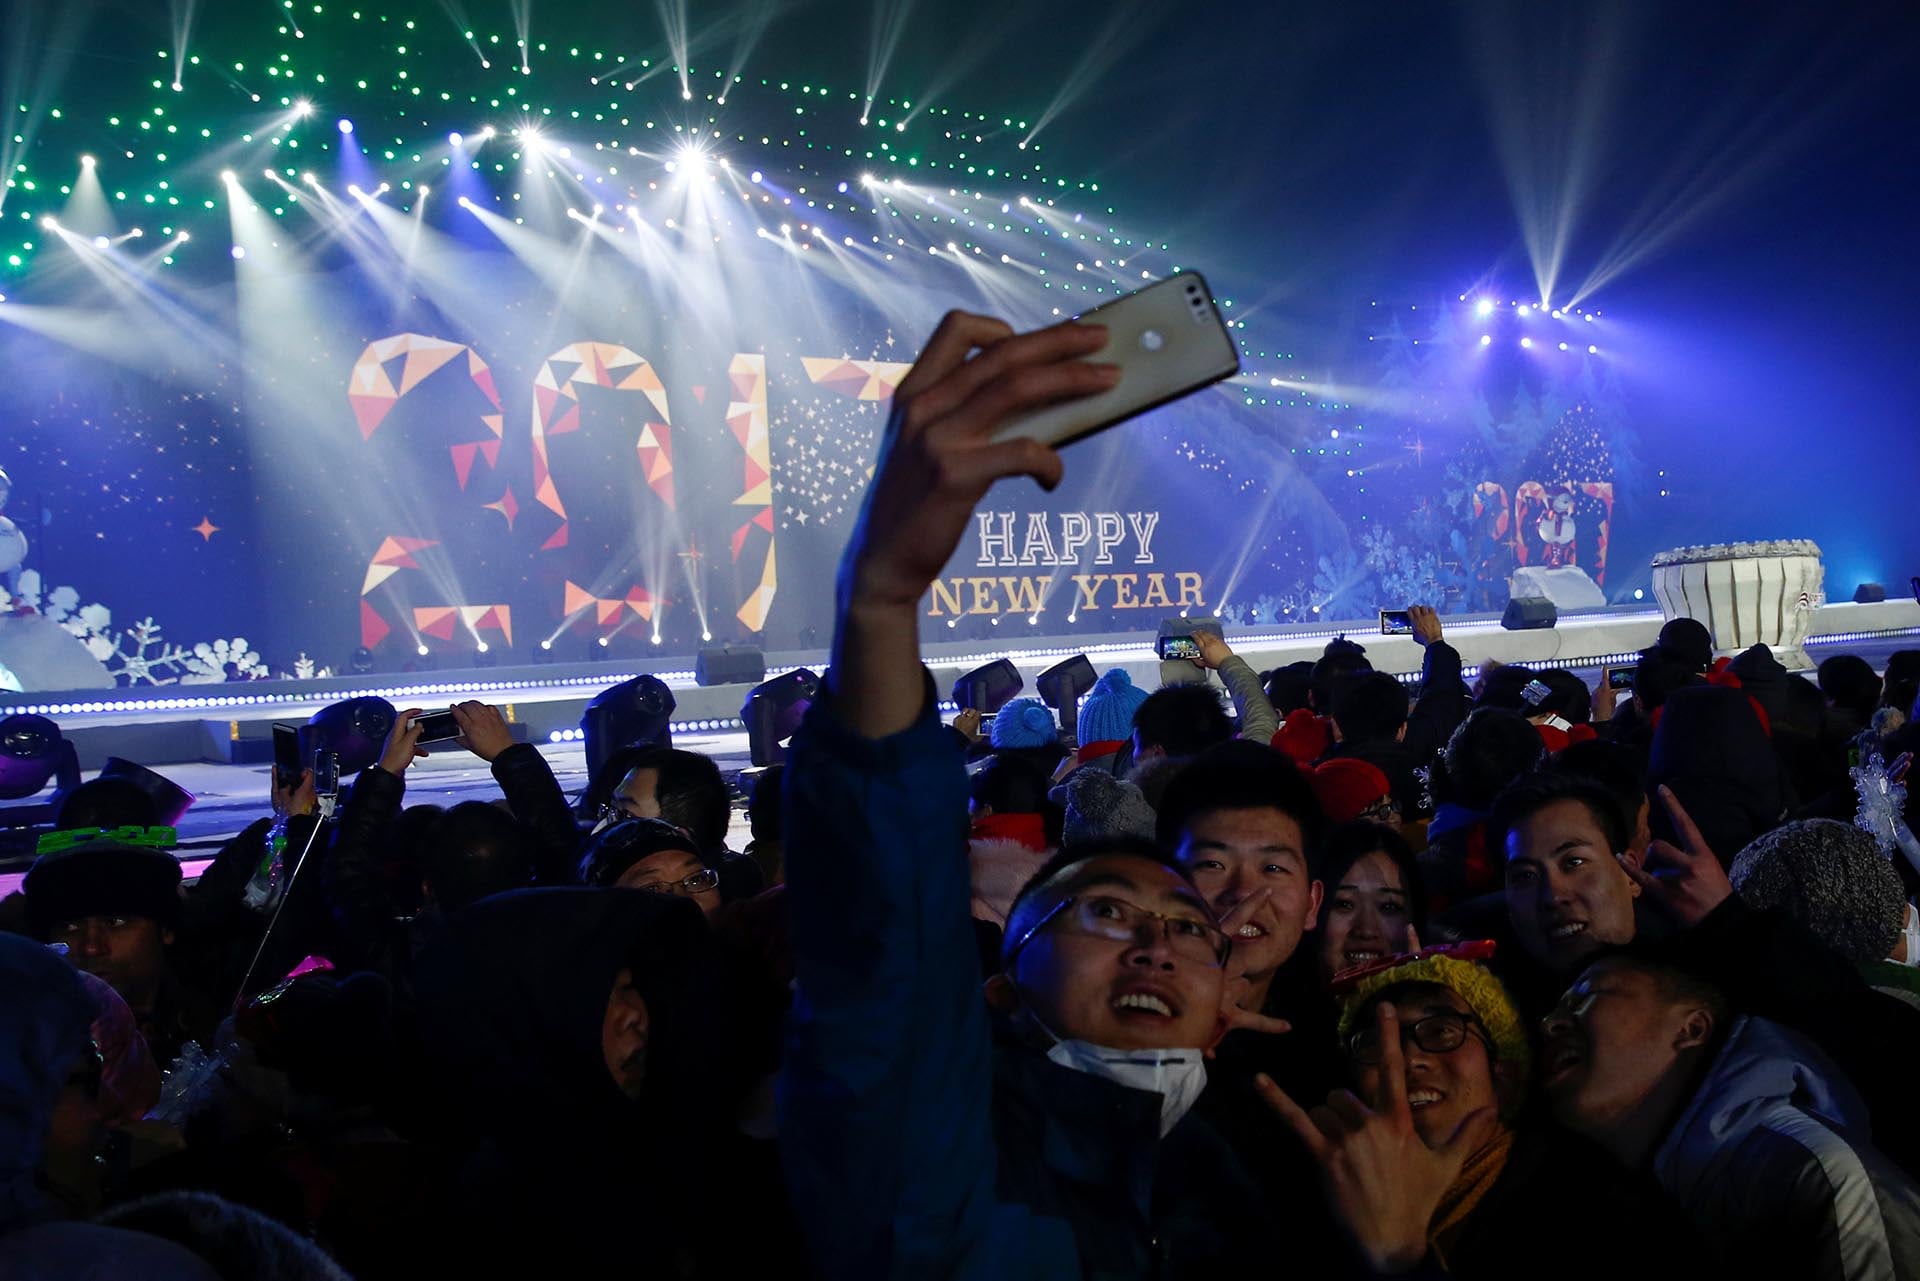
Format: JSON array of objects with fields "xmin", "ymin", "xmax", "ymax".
[
  {"xmin": 2, "ymin": 599, "xmax": 1916, "ymax": 772},
  {"xmin": 2, "ymin": 598, "xmax": 1916, "ymax": 882}
]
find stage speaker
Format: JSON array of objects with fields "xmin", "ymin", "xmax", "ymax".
[
  {"xmin": 1036, "ymin": 654, "xmax": 1097, "ymax": 742},
  {"xmin": 743, "ymin": 668, "xmax": 821, "ymax": 767},
  {"xmin": 951, "ymin": 659, "xmax": 1023, "ymax": 713},
  {"xmin": 97, "ymin": 757, "xmax": 197, "ymax": 826},
  {"xmin": 1502, "ymin": 597, "xmax": 1558, "ymax": 631},
  {"xmin": 1853, "ymin": 582, "xmax": 1887, "ymax": 604},
  {"xmin": 306, "ymin": 696, "xmax": 398, "ymax": 775},
  {"xmin": 582, "ymin": 675, "xmax": 676, "ymax": 780},
  {"xmin": 0, "ymin": 713, "xmax": 76, "ymax": 801},
  {"xmin": 696, "ymin": 644, "xmax": 767, "ymax": 687}
]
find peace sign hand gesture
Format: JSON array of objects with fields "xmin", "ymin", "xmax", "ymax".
[
  {"xmin": 1619, "ymin": 785, "xmax": 1733, "ymax": 929},
  {"xmin": 1206, "ymin": 889, "xmax": 1292, "ymax": 1056},
  {"xmin": 1254, "ymin": 1001, "xmax": 1499, "ymax": 1273}
]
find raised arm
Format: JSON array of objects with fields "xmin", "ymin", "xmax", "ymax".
[
  {"xmin": 1402, "ymin": 605, "xmax": 1468, "ymax": 767},
  {"xmin": 1196, "ymin": 632, "xmax": 1281, "ymax": 744},
  {"xmin": 781, "ymin": 313, "xmax": 1115, "ymax": 1278}
]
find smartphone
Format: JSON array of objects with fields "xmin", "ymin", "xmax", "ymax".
[
  {"xmin": 1379, "ymin": 609, "xmax": 1413, "ymax": 636},
  {"xmin": 271, "ymin": 724, "xmax": 303, "ymax": 791},
  {"xmin": 414, "ymin": 709, "xmax": 462, "ymax": 744},
  {"xmin": 990, "ymin": 272, "xmax": 1241, "ymax": 448},
  {"xmin": 1158, "ymin": 635, "xmax": 1201, "ymax": 662},
  {"xmin": 1608, "ymin": 666, "xmax": 1637, "ymax": 691},
  {"xmin": 312, "ymin": 750, "xmax": 340, "ymax": 797}
]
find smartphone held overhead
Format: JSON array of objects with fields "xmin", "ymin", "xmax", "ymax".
[
  {"xmin": 413, "ymin": 709, "xmax": 462, "ymax": 744},
  {"xmin": 990, "ymin": 272, "xmax": 1240, "ymax": 449}
]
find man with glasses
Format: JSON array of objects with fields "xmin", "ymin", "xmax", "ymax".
[
  {"xmin": 1541, "ymin": 948, "xmax": 1920, "ymax": 1279},
  {"xmin": 579, "ymin": 816, "xmax": 723, "ymax": 917},
  {"xmin": 1260, "ymin": 945, "xmax": 1708, "ymax": 1277},
  {"xmin": 779, "ymin": 313, "xmax": 1302, "ymax": 1277},
  {"xmin": 594, "ymin": 746, "xmax": 763, "ymax": 901}
]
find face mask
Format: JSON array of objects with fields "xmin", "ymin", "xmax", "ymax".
[
  {"xmin": 1044, "ymin": 1039, "xmax": 1208, "ymax": 1137},
  {"xmin": 1900, "ymin": 905, "xmax": 1920, "ymax": 969},
  {"xmin": 1016, "ymin": 991, "xmax": 1208, "ymax": 1136}
]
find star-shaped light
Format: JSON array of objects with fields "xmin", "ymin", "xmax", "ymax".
[{"xmin": 192, "ymin": 516, "xmax": 220, "ymax": 541}]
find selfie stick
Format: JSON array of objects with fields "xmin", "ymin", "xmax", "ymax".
[{"xmin": 230, "ymin": 758, "xmax": 339, "ymax": 1012}]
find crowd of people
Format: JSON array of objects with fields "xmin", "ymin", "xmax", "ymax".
[{"xmin": 4, "ymin": 310, "xmax": 1920, "ymax": 1278}]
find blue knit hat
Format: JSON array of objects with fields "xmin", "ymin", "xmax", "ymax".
[
  {"xmin": 990, "ymin": 698, "xmax": 1058, "ymax": 750},
  {"xmin": 1077, "ymin": 668, "xmax": 1149, "ymax": 746}
]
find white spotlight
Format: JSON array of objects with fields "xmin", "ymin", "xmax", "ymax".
[
  {"xmin": 1519, "ymin": 337, "xmax": 1532, "ymax": 349},
  {"xmin": 1474, "ymin": 298, "xmax": 1493, "ymax": 317},
  {"xmin": 80, "ymin": 154, "xmax": 96, "ymax": 169},
  {"xmin": 417, "ymin": 644, "xmax": 430, "ymax": 657}
]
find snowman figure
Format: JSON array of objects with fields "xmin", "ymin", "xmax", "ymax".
[
  {"xmin": 1536, "ymin": 484, "xmax": 1577, "ymax": 570},
  {"xmin": 0, "ymin": 466, "xmax": 27, "ymax": 600}
]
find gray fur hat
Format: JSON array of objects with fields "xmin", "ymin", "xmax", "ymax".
[
  {"xmin": 1050, "ymin": 767, "xmax": 1157, "ymax": 846},
  {"xmin": 1730, "ymin": 819, "xmax": 1908, "ymax": 966}
]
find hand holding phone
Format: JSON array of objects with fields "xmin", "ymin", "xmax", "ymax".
[
  {"xmin": 1608, "ymin": 667, "xmax": 1637, "ymax": 691},
  {"xmin": 1160, "ymin": 636, "xmax": 1201, "ymax": 662},
  {"xmin": 1379, "ymin": 609, "xmax": 1413, "ymax": 636},
  {"xmin": 272, "ymin": 724, "xmax": 304, "ymax": 792},
  {"xmin": 413, "ymin": 709, "xmax": 462, "ymax": 745},
  {"xmin": 990, "ymin": 273, "xmax": 1240, "ymax": 448}
]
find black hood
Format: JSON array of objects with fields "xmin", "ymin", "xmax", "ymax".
[
  {"xmin": 413, "ymin": 887, "xmax": 719, "ymax": 1145},
  {"xmin": 1648, "ymin": 685, "xmax": 1787, "ymax": 865}
]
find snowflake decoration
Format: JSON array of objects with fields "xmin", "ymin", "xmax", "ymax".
[
  {"xmin": 106, "ymin": 618, "xmax": 191, "ymax": 686},
  {"xmin": 180, "ymin": 637, "xmax": 267, "ymax": 684},
  {"xmin": 286, "ymin": 654, "xmax": 336, "ymax": 681},
  {"xmin": 4, "ymin": 570, "xmax": 115, "ymax": 659},
  {"xmin": 1360, "ymin": 527, "xmax": 1400, "ymax": 573}
]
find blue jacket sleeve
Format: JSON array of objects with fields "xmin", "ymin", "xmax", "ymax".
[{"xmin": 778, "ymin": 674, "xmax": 1074, "ymax": 1279}]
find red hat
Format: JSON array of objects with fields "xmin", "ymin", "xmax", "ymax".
[
  {"xmin": 1272, "ymin": 708, "xmax": 1334, "ymax": 766},
  {"xmin": 1308, "ymin": 758, "xmax": 1393, "ymax": 824}
]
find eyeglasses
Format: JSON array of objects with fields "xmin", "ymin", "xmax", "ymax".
[
  {"xmin": 1542, "ymin": 988, "xmax": 1600, "ymax": 1028},
  {"xmin": 631, "ymin": 866, "xmax": 721, "ymax": 898},
  {"xmin": 1356, "ymin": 797, "xmax": 1398, "ymax": 824},
  {"xmin": 1006, "ymin": 894, "xmax": 1232, "ymax": 968},
  {"xmin": 1349, "ymin": 1009, "xmax": 1491, "ymax": 1065},
  {"xmin": 596, "ymin": 799, "xmax": 643, "ymax": 828}
]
